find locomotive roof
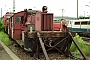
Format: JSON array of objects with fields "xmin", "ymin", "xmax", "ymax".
[
  {"xmin": 9, "ymin": 11, "xmax": 25, "ymax": 17},
  {"xmin": 11, "ymin": 10, "xmax": 41, "ymax": 15},
  {"xmin": 8, "ymin": 10, "xmax": 41, "ymax": 18}
]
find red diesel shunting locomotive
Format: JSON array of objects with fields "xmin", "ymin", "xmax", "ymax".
[{"xmin": 6, "ymin": 6, "xmax": 78, "ymax": 60}]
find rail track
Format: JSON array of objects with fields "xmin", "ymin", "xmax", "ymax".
[
  {"xmin": 0, "ymin": 39, "xmax": 83, "ymax": 60},
  {"xmin": 8, "ymin": 33, "xmax": 88, "ymax": 60},
  {"xmin": 7, "ymin": 39, "xmax": 69, "ymax": 60},
  {"xmin": 8, "ymin": 39, "xmax": 35, "ymax": 60},
  {"xmin": 81, "ymin": 37, "xmax": 90, "ymax": 41},
  {"xmin": 0, "ymin": 32, "xmax": 89, "ymax": 60}
]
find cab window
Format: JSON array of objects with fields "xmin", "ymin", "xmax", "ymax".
[
  {"xmin": 15, "ymin": 16, "xmax": 21, "ymax": 24},
  {"xmin": 6, "ymin": 16, "xmax": 10, "ymax": 18}
]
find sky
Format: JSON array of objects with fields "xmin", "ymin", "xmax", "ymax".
[{"xmin": 0, "ymin": 0, "xmax": 90, "ymax": 18}]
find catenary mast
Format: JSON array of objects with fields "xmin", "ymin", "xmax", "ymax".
[{"xmin": 13, "ymin": 0, "xmax": 15, "ymax": 13}]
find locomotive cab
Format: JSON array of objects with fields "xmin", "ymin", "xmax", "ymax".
[{"xmin": 3, "ymin": 13, "xmax": 13, "ymax": 33}]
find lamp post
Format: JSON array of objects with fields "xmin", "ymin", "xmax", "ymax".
[
  {"xmin": 13, "ymin": 0, "xmax": 15, "ymax": 13},
  {"xmin": 77, "ymin": 0, "xmax": 79, "ymax": 19},
  {"xmin": 85, "ymin": 5, "xmax": 90, "ymax": 32},
  {"xmin": 83, "ymin": 11, "xmax": 85, "ymax": 18},
  {"xmin": 1, "ymin": 8, "xmax": 2, "ymax": 20},
  {"xmin": 85, "ymin": 5, "xmax": 90, "ymax": 18},
  {"xmin": 33, "ymin": 7, "xmax": 36, "ymax": 9},
  {"xmin": 59, "ymin": 9, "xmax": 64, "ymax": 19},
  {"xmin": 62, "ymin": 9, "xmax": 64, "ymax": 19}
]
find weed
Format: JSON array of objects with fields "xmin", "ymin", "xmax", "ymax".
[
  {"xmin": 70, "ymin": 33, "xmax": 90, "ymax": 56},
  {"xmin": 0, "ymin": 31, "xmax": 12, "ymax": 46}
]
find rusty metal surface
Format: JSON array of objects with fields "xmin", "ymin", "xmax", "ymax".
[
  {"xmin": 41, "ymin": 13, "xmax": 53, "ymax": 31},
  {"xmin": 39, "ymin": 31, "xmax": 65, "ymax": 38},
  {"xmin": 27, "ymin": 31, "xmax": 67, "ymax": 38},
  {"xmin": 29, "ymin": 31, "xmax": 73, "ymax": 60}
]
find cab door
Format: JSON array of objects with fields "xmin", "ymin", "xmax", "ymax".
[{"xmin": 13, "ymin": 16, "xmax": 22, "ymax": 40}]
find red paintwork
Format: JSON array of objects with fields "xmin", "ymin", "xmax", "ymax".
[
  {"xmin": 53, "ymin": 23, "xmax": 60, "ymax": 31},
  {"xmin": 53, "ymin": 20, "xmax": 69, "ymax": 31},
  {"xmin": 3, "ymin": 14, "xmax": 13, "ymax": 27},
  {"xmin": 35, "ymin": 13, "xmax": 53, "ymax": 31},
  {"xmin": 13, "ymin": 11, "xmax": 27, "ymax": 40},
  {"xmin": 35, "ymin": 13, "xmax": 41, "ymax": 31},
  {"xmin": 41, "ymin": 13, "xmax": 53, "ymax": 31},
  {"xmin": 8, "ymin": 11, "xmax": 27, "ymax": 40}
]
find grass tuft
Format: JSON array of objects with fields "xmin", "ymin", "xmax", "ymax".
[
  {"xmin": 70, "ymin": 33, "xmax": 90, "ymax": 56},
  {"xmin": 0, "ymin": 32, "xmax": 12, "ymax": 46},
  {"xmin": 0, "ymin": 19, "xmax": 12, "ymax": 46}
]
